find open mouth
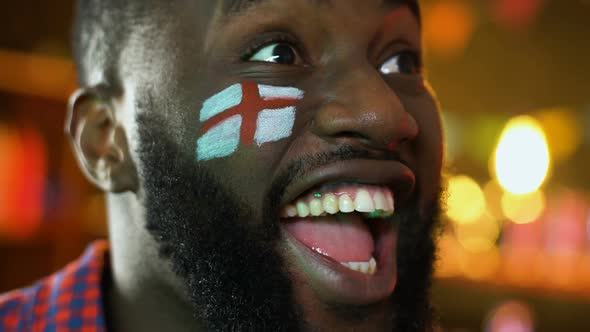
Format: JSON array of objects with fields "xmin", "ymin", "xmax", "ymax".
[
  {"xmin": 281, "ymin": 183, "xmax": 395, "ymax": 275},
  {"xmin": 276, "ymin": 160, "xmax": 414, "ymax": 305},
  {"xmin": 280, "ymin": 182, "xmax": 399, "ymax": 304}
]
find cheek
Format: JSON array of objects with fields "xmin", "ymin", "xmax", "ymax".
[
  {"xmin": 195, "ymin": 82, "xmax": 305, "ymax": 162},
  {"xmin": 416, "ymin": 98, "xmax": 444, "ymax": 166},
  {"xmin": 404, "ymin": 91, "xmax": 444, "ymax": 205}
]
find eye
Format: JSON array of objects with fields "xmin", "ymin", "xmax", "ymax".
[
  {"xmin": 379, "ymin": 51, "xmax": 421, "ymax": 75},
  {"xmin": 248, "ymin": 42, "xmax": 301, "ymax": 65}
]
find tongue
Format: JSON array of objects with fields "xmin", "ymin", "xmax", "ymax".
[{"xmin": 283, "ymin": 213, "xmax": 374, "ymax": 263}]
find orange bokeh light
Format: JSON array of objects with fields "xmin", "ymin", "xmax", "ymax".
[
  {"xmin": 424, "ymin": 0, "xmax": 476, "ymax": 58},
  {"xmin": 0, "ymin": 126, "xmax": 47, "ymax": 239}
]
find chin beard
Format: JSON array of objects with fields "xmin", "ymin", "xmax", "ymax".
[
  {"xmin": 136, "ymin": 111, "xmax": 440, "ymax": 331},
  {"xmin": 136, "ymin": 111, "xmax": 304, "ymax": 331},
  {"xmin": 391, "ymin": 198, "xmax": 440, "ymax": 332}
]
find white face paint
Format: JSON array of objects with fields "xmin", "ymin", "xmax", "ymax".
[
  {"xmin": 254, "ymin": 106, "xmax": 297, "ymax": 147},
  {"xmin": 197, "ymin": 115, "xmax": 243, "ymax": 161},
  {"xmin": 196, "ymin": 82, "xmax": 304, "ymax": 161}
]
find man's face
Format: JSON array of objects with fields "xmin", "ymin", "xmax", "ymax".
[{"xmin": 127, "ymin": 0, "xmax": 442, "ymax": 330}]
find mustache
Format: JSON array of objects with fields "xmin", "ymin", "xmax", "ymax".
[{"xmin": 267, "ymin": 144, "xmax": 409, "ymax": 213}]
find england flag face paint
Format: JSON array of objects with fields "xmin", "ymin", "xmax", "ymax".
[{"xmin": 196, "ymin": 81, "xmax": 304, "ymax": 161}]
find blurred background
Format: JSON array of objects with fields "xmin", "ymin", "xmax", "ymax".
[{"xmin": 0, "ymin": 0, "xmax": 588, "ymax": 331}]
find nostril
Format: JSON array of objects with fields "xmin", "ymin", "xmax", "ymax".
[
  {"xmin": 389, "ymin": 136, "xmax": 413, "ymax": 149},
  {"xmin": 388, "ymin": 137, "xmax": 411, "ymax": 152}
]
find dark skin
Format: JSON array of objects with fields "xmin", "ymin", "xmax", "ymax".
[{"xmin": 67, "ymin": 0, "xmax": 443, "ymax": 331}]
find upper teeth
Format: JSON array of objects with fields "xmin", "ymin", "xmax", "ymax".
[{"xmin": 281, "ymin": 185, "xmax": 395, "ymax": 219}]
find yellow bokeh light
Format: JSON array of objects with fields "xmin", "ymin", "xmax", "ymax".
[
  {"xmin": 435, "ymin": 234, "xmax": 462, "ymax": 278},
  {"xmin": 458, "ymin": 246, "xmax": 501, "ymax": 281},
  {"xmin": 537, "ymin": 107, "xmax": 582, "ymax": 163},
  {"xmin": 483, "ymin": 180, "xmax": 506, "ymax": 220},
  {"xmin": 455, "ymin": 213, "xmax": 500, "ymax": 253},
  {"xmin": 502, "ymin": 190, "xmax": 546, "ymax": 224},
  {"xmin": 446, "ymin": 175, "xmax": 486, "ymax": 224},
  {"xmin": 494, "ymin": 116, "xmax": 551, "ymax": 195}
]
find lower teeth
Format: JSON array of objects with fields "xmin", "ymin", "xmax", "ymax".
[{"xmin": 341, "ymin": 257, "xmax": 377, "ymax": 275}]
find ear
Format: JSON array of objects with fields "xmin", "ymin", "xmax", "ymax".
[{"xmin": 66, "ymin": 87, "xmax": 138, "ymax": 193}]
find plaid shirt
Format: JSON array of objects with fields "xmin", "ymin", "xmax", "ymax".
[{"xmin": 0, "ymin": 241, "xmax": 108, "ymax": 332}]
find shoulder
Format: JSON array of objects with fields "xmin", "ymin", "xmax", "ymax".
[
  {"xmin": 0, "ymin": 241, "xmax": 109, "ymax": 332},
  {"xmin": 0, "ymin": 277, "xmax": 50, "ymax": 331}
]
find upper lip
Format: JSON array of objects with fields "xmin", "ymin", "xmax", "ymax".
[{"xmin": 279, "ymin": 159, "xmax": 416, "ymax": 210}]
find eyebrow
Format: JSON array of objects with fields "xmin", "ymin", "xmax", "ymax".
[{"xmin": 223, "ymin": 0, "xmax": 420, "ymax": 19}]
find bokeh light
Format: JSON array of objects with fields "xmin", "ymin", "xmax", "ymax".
[
  {"xmin": 492, "ymin": 0, "xmax": 546, "ymax": 31},
  {"xmin": 0, "ymin": 125, "xmax": 47, "ymax": 239},
  {"xmin": 494, "ymin": 116, "xmax": 550, "ymax": 195},
  {"xmin": 455, "ymin": 213, "xmax": 500, "ymax": 253},
  {"xmin": 423, "ymin": 0, "xmax": 476, "ymax": 59},
  {"xmin": 502, "ymin": 218, "xmax": 543, "ymax": 251},
  {"xmin": 484, "ymin": 180, "xmax": 506, "ymax": 221},
  {"xmin": 502, "ymin": 190, "xmax": 546, "ymax": 225},
  {"xmin": 485, "ymin": 300, "xmax": 535, "ymax": 332},
  {"xmin": 446, "ymin": 175, "xmax": 486, "ymax": 224},
  {"xmin": 436, "ymin": 233, "xmax": 463, "ymax": 278},
  {"xmin": 0, "ymin": 50, "xmax": 77, "ymax": 101},
  {"xmin": 465, "ymin": 114, "xmax": 505, "ymax": 165},
  {"xmin": 537, "ymin": 107, "xmax": 582, "ymax": 164},
  {"xmin": 544, "ymin": 191, "xmax": 587, "ymax": 256},
  {"xmin": 458, "ymin": 246, "xmax": 501, "ymax": 281}
]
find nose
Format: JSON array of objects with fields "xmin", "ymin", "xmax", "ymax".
[{"xmin": 312, "ymin": 64, "xmax": 419, "ymax": 151}]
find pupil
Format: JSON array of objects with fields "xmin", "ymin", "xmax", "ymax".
[
  {"xmin": 272, "ymin": 43, "xmax": 295, "ymax": 64},
  {"xmin": 399, "ymin": 53, "xmax": 417, "ymax": 74}
]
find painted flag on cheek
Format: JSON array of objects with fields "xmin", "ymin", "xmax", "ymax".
[{"xmin": 196, "ymin": 81, "xmax": 305, "ymax": 161}]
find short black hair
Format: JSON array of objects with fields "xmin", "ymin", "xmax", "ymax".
[
  {"xmin": 72, "ymin": 0, "xmax": 136, "ymax": 87},
  {"xmin": 72, "ymin": 0, "xmax": 420, "ymax": 87}
]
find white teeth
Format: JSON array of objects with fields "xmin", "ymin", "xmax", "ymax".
[
  {"xmin": 341, "ymin": 257, "xmax": 377, "ymax": 275},
  {"xmin": 280, "ymin": 186, "xmax": 396, "ymax": 219},
  {"xmin": 386, "ymin": 191, "xmax": 395, "ymax": 212},
  {"xmin": 339, "ymin": 194, "xmax": 355, "ymax": 213},
  {"xmin": 285, "ymin": 205, "xmax": 298, "ymax": 218},
  {"xmin": 354, "ymin": 190, "xmax": 375, "ymax": 212},
  {"xmin": 323, "ymin": 194, "xmax": 339, "ymax": 214},
  {"xmin": 359, "ymin": 262, "xmax": 369, "ymax": 273},
  {"xmin": 309, "ymin": 199, "xmax": 324, "ymax": 216},
  {"xmin": 369, "ymin": 257, "xmax": 377, "ymax": 274},
  {"xmin": 296, "ymin": 201, "xmax": 310, "ymax": 218},
  {"xmin": 373, "ymin": 192, "xmax": 387, "ymax": 211}
]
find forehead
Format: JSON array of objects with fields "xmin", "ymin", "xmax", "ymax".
[
  {"xmin": 198, "ymin": 0, "xmax": 421, "ymax": 52},
  {"xmin": 223, "ymin": 0, "xmax": 420, "ymax": 17},
  {"xmin": 221, "ymin": 0, "xmax": 420, "ymax": 20}
]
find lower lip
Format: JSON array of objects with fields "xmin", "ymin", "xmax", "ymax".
[{"xmin": 280, "ymin": 220, "xmax": 398, "ymax": 305}]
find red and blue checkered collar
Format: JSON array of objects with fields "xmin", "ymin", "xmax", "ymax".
[{"xmin": 0, "ymin": 240, "xmax": 109, "ymax": 331}]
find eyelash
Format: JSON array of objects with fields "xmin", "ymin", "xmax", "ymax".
[
  {"xmin": 240, "ymin": 33, "xmax": 303, "ymax": 62},
  {"xmin": 240, "ymin": 33, "xmax": 423, "ymax": 74}
]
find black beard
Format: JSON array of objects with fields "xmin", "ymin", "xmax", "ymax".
[
  {"xmin": 391, "ymin": 198, "xmax": 439, "ymax": 332},
  {"xmin": 136, "ymin": 111, "xmax": 439, "ymax": 332}
]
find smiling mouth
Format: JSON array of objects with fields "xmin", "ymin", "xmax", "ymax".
[
  {"xmin": 281, "ymin": 183, "xmax": 395, "ymax": 275},
  {"xmin": 276, "ymin": 159, "xmax": 415, "ymax": 306},
  {"xmin": 275, "ymin": 159, "xmax": 414, "ymax": 305}
]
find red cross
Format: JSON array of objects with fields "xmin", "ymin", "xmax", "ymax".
[{"xmin": 200, "ymin": 81, "xmax": 300, "ymax": 146}]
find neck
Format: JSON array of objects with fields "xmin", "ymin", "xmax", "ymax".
[{"xmin": 105, "ymin": 193, "xmax": 202, "ymax": 332}]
